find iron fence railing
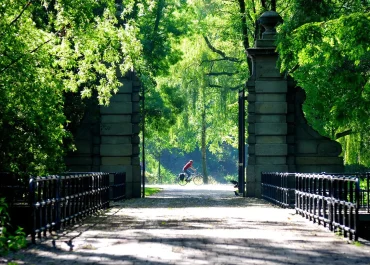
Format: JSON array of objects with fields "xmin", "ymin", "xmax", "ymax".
[
  {"xmin": 29, "ymin": 172, "xmax": 110, "ymax": 243},
  {"xmin": 110, "ymin": 172, "xmax": 126, "ymax": 201},
  {"xmin": 295, "ymin": 173, "xmax": 360, "ymax": 241},
  {"xmin": 324, "ymin": 172, "xmax": 369, "ymax": 213},
  {"xmin": 261, "ymin": 172, "xmax": 370, "ymax": 241},
  {"xmin": 0, "ymin": 172, "xmax": 126, "ymax": 243},
  {"xmin": 261, "ymin": 172, "xmax": 295, "ymax": 208}
]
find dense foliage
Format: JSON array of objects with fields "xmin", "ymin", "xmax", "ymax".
[
  {"xmin": 277, "ymin": 0, "xmax": 370, "ymax": 167},
  {"xmin": 0, "ymin": 0, "xmax": 149, "ymax": 175},
  {"xmin": 1, "ymin": 0, "xmax": 369, "ymax": 181},
  {"xmin": 145, "ymin": 0, "xmax": 370, "ymax": 181}
]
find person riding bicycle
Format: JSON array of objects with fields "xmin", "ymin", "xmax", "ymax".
[{"xmin": 182, "ymin": 160, "xmax": 195, "ymax": 181}]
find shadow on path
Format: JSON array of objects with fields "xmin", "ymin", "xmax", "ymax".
[{"xmin": 3, "ymin": 185, "xmax": 370, "ymax": 265}]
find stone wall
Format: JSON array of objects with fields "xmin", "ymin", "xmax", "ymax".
[{"xmin": 65, "ymin": 71, "xmax": 141, "ymax": 198}]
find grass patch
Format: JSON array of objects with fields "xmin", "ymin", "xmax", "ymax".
[
  {"xmin": 353, "ymin": 241, "xmax": 362, "ymax": 247},
  {"xmin": 145, "ymin": 187, "xmax": 162, "ymax": 196}
]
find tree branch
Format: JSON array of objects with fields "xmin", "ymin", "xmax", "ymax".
[
  {"xmin": 271, "ymin": 0, "xmax": 276, "ymax": 11},
  {"xmin": 0, "ymin": 38, "xmax": 52, "ymax": 74},
  {"xmin": 209, "ymin": 84, "xmax": 243, "ymax": 90},
  {"xmin": 9, "ymin": 0, "xmax": 33, "ymax": 27},
  {"xmin": 335, "ymin": 129, "xmax": 353, "ymax": 139},
  {"xmin": 261, "ymin": 0, "xmax": 267, "ymax": 9},
  {"xmin": 289, "ymin": 64, "xmax": 299, "ymax": 74},
  {"xmin": 238, "ymin": 0, "xmax": 249, "ymax": 52},
  {"xmin": 0, "ymin": 0, "xmax": 33, "ymax": 39},
  {"xmin": 201, "ymin": 58, "xmax": 241, "ymax": 64},
  {"xmin": 203, "ymin": 36, "xmax": 240, "ymax": 62},
  {"xmin": 206, "ymin": 72, "xmax": 238, "ymax": 76}
]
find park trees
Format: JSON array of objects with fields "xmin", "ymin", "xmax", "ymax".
[
  {"xmin": 145, "ymin": 0, "xmax": 251, "ymax": 183},
  {"xmin": 1, "ymin": 0, "xmax": 369, "ymax": 179},
  {"xmin": 0, "ymin": 0, "xmax": 170, "ymax": 176},
  {"xmin": 145, "ymin": 0, "xmax": 370, "ymax": 182},
  {"xmin": 276, "ymin": 0, "xmax": 370, "ymax": 167}
]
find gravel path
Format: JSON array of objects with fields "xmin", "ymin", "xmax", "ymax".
[{"xmin": 2, "ymin": 184, "xmax": 370, "ymax": 265}]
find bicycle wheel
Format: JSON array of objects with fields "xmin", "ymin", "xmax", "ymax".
[
  {"xmin": 193, "ymin": 175, "xmax": 203, "ymax": 185},
  {"xmin": 177, "ymin": 176, "xmax": 188, "ymax": 186}
]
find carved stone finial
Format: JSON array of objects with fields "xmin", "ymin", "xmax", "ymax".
[{"xmin": 258, "ymin": 11, "xmax": 283, "ymax": 40}]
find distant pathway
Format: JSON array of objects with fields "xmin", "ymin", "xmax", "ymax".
[{"xmin": 3, "ymin": 184, "xmax": 370, "ymax": 265}]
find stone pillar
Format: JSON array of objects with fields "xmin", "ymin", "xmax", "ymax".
[
  {"xmin": 64, "ymin": 98, "xmax": 100, "ymax": 172},
  {"xmin": 246, "ymin": 11, "xmax": 344, "ymax": 197},
  {"xmin": 246, "ymin": 11, "xmax": 287, "ymax": 197},
  {"xmin": 65, "ymin": 71, "xmax": 142, "ymax": 199},
  {"xmin": 100, "ymin": 71, "xmax": 141, "ymax": 198}
]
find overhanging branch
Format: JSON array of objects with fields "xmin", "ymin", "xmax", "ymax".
[
  {"xmin": 206, "ymin": 72, "xmax": 238, "ymax": 76},
  {"xmin": 0, "ymin": 0, "xmax": 33, "ymax": 39},
  {"xmin": 203, "ymin": 36, "xmax": 241, "ymax": 62},
  {"xmin": 209, "ymin": 84, "xmax": 243, "ymax": 91},
  {"xmin": 335, "ymin": 129, "xmax": 353, "ymax": 139},
  {"xmin": 10, "ymin": 1, "xmax": 32, "ymax": 27}
]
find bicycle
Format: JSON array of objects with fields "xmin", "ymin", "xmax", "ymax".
[{"xmin": 177, "ymin": 171, "xmax": 204, "ymax": 186}]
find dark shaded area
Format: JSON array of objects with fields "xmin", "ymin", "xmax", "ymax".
[{"xmin": 5, "ymin": 205, "xmax": 370, "ymax": 265}]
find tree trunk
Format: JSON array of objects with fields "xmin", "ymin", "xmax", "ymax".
[
  {"xmin": 148, "ymin": 0, "xmax": 165, "ymax": 54},
  {"xmin": 271, "ymin": 0, "xmax": 276, "ymax": 11},
  {"xmin": 237, "ymin": 0, "xmax": 252, "ymax": 73},
  {"xmin": 157, "ymin": 153, "xmax": 162, "ymax": 184},
  {"xmin": 201, "ymin": 91, "xmax": 208, "ymax": 184}
]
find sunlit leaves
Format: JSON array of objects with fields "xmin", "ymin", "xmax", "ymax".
[
  {"xmin": 277, "ymin": 3, "xmax": 370, "ymax": 166},
  {"xmin": 0, "ymin": 0, "xmax": 147, "ymax": 175}
]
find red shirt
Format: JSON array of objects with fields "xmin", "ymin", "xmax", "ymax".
[{"xmin": 183, "ymin": 161, "xmax": 193, "ymax": 171}]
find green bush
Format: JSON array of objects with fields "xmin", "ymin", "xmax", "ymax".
[
  {"xmin": 224, "ymin": 174, "xmax": 238, "ymax": 183},
  {"xmin": 0, "ymin": 198, "xmax": 27, "ymax": 255}
]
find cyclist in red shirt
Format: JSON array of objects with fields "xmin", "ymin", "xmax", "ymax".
[{"xmin": 183, "ymin": 160, "xmax": 195, "ymax": 181}]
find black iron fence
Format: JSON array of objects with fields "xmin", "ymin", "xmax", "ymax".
[
  {"xmin": 261, "ymin": 172, "xmax": 295, "ymax": 208},
  {"xmin": 0, "ymin": 172, "xmax": 126, "ymax": 243},
  {"xmin": 261, "ymin": 172, "xmax": 370, "ymax": 241},
  {"xmin": 295, "ymin": 173, "xmax": 359, "ymax": 241},
  {"xmin": 326, "ymin": 172, "xmax": 369, "ymax": 213},
  {"xmin": 110, "ymin": 172, "xmax": 126, "ymax": 201}
]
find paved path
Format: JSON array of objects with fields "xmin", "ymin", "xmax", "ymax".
[{"xmin": 2, "ymin": 184, "xmax": 370, "ymax": 265}]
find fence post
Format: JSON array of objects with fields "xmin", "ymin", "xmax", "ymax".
[
  {"xmin": 367, "ymin": 172, "xmax": 370, "ymax": 213},
  {"xmin": 55, "ymin": 175, "xmax": 61, "ymax": 231},
  {"xmin": 29, "ymin": 177, "xmax": 36, "ymax": 244},
  {"xmin": 355, "ymin": 177, "xmax": 360, "ymax": 241}
]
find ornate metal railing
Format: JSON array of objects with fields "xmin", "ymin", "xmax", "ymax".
[
  {"xmin": 348, "ymin": 173, "xmax": 368, "ymax": 213},
  {"xmin": 261, "ymin": 172, "xmax": 295, "ymax": 208},
  {"xmin": 29, "ymin": 172, "xmax": 110, "ymax": 243},
  {"xmin": 320, "ymin": 172, "xmax": 369, "ymax": 213},
  {"xmin": 0, "ymin": 172, "xmax": 126, "ymax": 243},
  {"xmin": 261, "ymin": 172, "xmax": 370, "ymax": 241},
  {"xmin": 295, "ymin": 173, "xmax": 360, "ymax": 241}
]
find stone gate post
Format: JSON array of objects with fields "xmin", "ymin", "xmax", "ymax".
[
  {"xmin": 246, "ymin": 11, "xmax": 287, "ymax": 197},
  {"xmin": 246, "ymin": 11, "xmax": 343, "ymax": 197}
]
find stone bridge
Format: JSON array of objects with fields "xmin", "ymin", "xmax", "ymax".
[{"xmin": 3, "ymin": 185, "xmax": 370, "ymax": 265}]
